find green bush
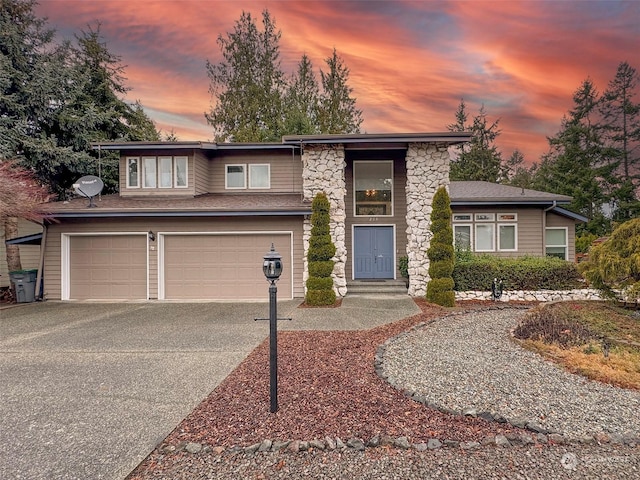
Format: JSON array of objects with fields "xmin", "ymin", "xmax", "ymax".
[
  {"xmin": 304, "ymin": 289, "xmax": 337, "ymax": 306},
  {"xmin": 398, "ymin": 256, "xmax": 409, "ymax": 278},
  {"xmin": 309, "ymin": 260, "xmax": 334, "ymax": 278},
  {"xmin": 306, "ymin": 277, "xmax": 334, "ymax": 290},
  {"xmin": 426, "ymin": 187, "xmax": 456, "ymax": 306},
  {"xmin": 453, "ymin": 255, "xmax": 583, "ymax": 291},
  {"xmin": 305, "ymin": 192, "xmax": 337, "ymax": 306}
]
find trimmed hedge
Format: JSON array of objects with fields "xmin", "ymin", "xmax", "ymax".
[
  {"xmin": 453, "ymin": 254, "xmax": 584, "ymax": 291},
  {"xmin": 426, "ymin": 187, "xmax": 456, "ymax": 307},
  {"xmin": 305, "ymin": 192, "xmax": 337, "ymax": 306}
]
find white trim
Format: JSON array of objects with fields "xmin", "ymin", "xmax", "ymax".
[
  {"xmin": 475, "ymin": 213, "xmax": 495, "ymax": 222},
  {"xmin": 498, "ymin": 223, "xmax": 518, "ymax": 252},
  {"xmin": 353, "ymin": 160, "xmax": 394, "ymax": 217},
  {"xmin": 453, "ymin": 223, "xmax": 473, "ymax": 250},
  {"xmin": 474, "ymin": 223, "xmax": 495, "ymax": 252},
  {"xmin": 225, "ymin": 164, "xmax": 246, "ymax": 189},
  {"xmin": 545, "ymin": 226, "xmax": 568, "ymax": 260},
  {"xmin": 351, "ymin": 224, "xmax": 396, "ymax": 280},
  {"xmin": 174, "ymin": 156, "xmax": 188, "ymax": 188},
  {"xmin": 126, "ymin": 157, "xmax": 140, "ymax": 189},
  {"xmin": 61, "ymin": 232, "xmax": 149, "ymax": 301},
  {"xmin": 158, "ymin": 231, "xmax": 294, "ymax": 300},
  {"xmin": 248, "ymin": 163, "xmax": 271, "ymax": 189}
]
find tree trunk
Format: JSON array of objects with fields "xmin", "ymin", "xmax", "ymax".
[{"xmin": 4, "ymin": 217, "xmax": 22, "ymax": 273}]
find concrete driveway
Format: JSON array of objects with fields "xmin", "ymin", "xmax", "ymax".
[
  {"xmin": 0, "ymin": 301, "xmax": 303, "ymax": 480},
  {"xmin": 0, "ymin": 296, "xmax": 419, "ymax": 479}
]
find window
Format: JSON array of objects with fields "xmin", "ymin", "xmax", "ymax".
[
  {"xmin": 454, "ymin": 224, "xmax": 472, "ymax": 250},
  {"xmin": 475, "ymin": 213, "xmax": 495, "ymax": 222},
  {"xmin": 249, "ymin": 164, "xmax": 270, "ymax": 189},
  {"xmin": 226, "ymin": 164, "xmax": 246, "ymax": 189},
  {"xmin": 174, "ymin": 156, "xmax": 188, "ymax": 188},
  {"xmin": 126, "ymin": 157, "xmax": 140, "ymax": 188},
  {"xmin": 143, "ymin": 157, "xmax": 157, "ymax": 188},
  {"xmin": 546, "ymin": 227, "xmax": 568, "ymax": 260},
  {"xmin": 453, "ymin": 214, "xmax": 472, "ymax": 222},
  {"xmin": 158, "ymin": 156, "xmax": 172, "ymax": 188},
  {"xmin": 475, "ymin": 223, "xmax": 495, "ymax": 251},
  {"xmin": 498, "ymin": 224, "xmax": 517, "ymax": 251},
  {"xmin": 354, "ymin": 161, "xmax": 393, "ymax": 216}
]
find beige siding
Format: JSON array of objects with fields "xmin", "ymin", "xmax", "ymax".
[
  {"xmin": 345, "ymin": 153, "xmax": 408, "ymax": 280},
  {"xmin": 451, "ymin": 206, "xmax": 579, "ymax": 260},
  {"xmin": 547, "ymin": 212, "xmax": 578, "ymax": 261},
  {"xmin": 43, "ymin": 216, "xmax": 304, "ymax": 300},
  {"xmin": 0, "ymin": 220, "xmax": 42, "ymax": 288},
  {"xmin": 208, "ymin": 151, "xmax": 302, "ymax": 193},
  {"xmin": 193, "ymin": 151, "xmax": 209, "ymax": 195},
  {"xmin": 119, "ymin": 150, "xmax": 197, "ymax": 197}
]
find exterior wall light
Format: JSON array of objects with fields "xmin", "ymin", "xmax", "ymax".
[{"xmin": 148, "ymin": 231, "xmax": 156, "ymax": 241}]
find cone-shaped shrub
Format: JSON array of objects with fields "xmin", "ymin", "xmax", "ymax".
[
  {"xmin": 426, "ymin": 186, "xmax": 455, "ymax": 307},
  {"xmin": 305, "ymin": 192, "xmax": 337, "ymax": 306}
]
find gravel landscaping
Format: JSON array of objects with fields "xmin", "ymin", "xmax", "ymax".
[{"xmin": 127, "ymin": 301, "xmax": 640, "ymax": 479}]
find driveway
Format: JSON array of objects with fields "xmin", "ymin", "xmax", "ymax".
[{"xmin": 0, "ymin": 301, "xmax": 302, "ymax": 480}]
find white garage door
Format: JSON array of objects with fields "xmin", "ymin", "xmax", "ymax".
[
  {"xmin": 162, "ymin": 233, "xmax": 292, "ymax": 300},
  {"xmin": 69, "ymin": 235, "xmax": 147, "ymax": 300}
]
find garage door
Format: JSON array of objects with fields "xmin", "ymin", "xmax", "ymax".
[
  {"xmin": 69, "ymin": 235, "xmax": 147, "ymax": 300},
  {"xmin": 163, "ymin": 234, "xmax": 292, "ymax": 300}
]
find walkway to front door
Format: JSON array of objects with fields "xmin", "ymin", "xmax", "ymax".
[{"xmin": 353, "ymin": 226, "xmax": 395, "ymax": 279}]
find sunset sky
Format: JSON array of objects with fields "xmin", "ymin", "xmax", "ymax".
[{"xmin": 36, "ymin": 0, "xmax": 639, "ymax": 164}]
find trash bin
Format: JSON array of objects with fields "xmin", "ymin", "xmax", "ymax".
[{"xmin": 9, "ymin": 269, "xmax": 38, "ymax": 303}]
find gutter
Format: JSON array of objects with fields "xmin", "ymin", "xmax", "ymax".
[
  {"xmin": 35, "ymin": 223, "xmax": 47, "ymax": 300},
  {"xmin": 542, "ymin": 201, "xmax": 557, "ymax": 256},
  {"xmin": 47, "ymin": 209, "xmax": 312, "ymax": 219}
]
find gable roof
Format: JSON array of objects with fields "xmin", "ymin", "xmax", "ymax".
[{"xmin": 450, "ymin": 181, "xmax": 572, "ymax": 204}]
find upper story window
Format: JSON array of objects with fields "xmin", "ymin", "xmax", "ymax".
[
  {"xmin": 127, "ymin": 156, "xmax": 188, "ymax": 189},
  {"xmin": 354, "ymin": 161, "xmax": 393, "ymax": 216},
  {"xmin": 127, "ymin": 157, "xmax": 140, "ymax": 188},
  {"xmin": 225, "ymin": 164, "xmax": 271, "ymax": 190}
]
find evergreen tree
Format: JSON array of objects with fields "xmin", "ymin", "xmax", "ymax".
[
  {"xmin": 532, "ymin": 79, "xmax": 614, "ymax": 235},
  {"xmin": 502, "ymin": 149, "xmax": 533, "ymax": 188},
  {"xmin": 426, "ymin": 187, "xmax": 455, "ymax": 307},
  {"xmin": 283, "ymin": 54, "xmax": 320, "ymax": 135},
  {"xmin": 598, "ymin": 61, "xmax": 640, "ymax": 221},
  {"xmin": 448, "ymin": 102, "xmax": 503, "ymax": 182},
  {"xmin": 317, "ymin": 48, "xmax": 363, "ymax": 134},
  {"xmin": 205, "ymin": 10, "xmax": 286, "ymax": 142},
  {"xmin": 0, "ymin": 3, "xmax": 158, "ymax": 198}
]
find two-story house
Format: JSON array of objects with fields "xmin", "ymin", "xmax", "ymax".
[{"xmin": 35, "ymin": 132, "xmax": 584, "ymax": 301}]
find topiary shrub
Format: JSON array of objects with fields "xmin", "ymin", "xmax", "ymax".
[
  {"xmin": 305, "ymin": 192, "xmax": 337, "ymax": 306},
  {"xmin": 426, "ymin": 186, "xmax": 456, "ymax": 307}
]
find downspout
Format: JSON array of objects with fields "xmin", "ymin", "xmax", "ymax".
[
  {"xmin": 35, "ymin": 222, "xmax": 47, "ymax": 301},
  {"xmin": 542, "ymin": 201, "xmax": 557, "ymax": 255}
]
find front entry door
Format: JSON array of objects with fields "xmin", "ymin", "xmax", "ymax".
[{"xmin": 354, "ymin": 226, "xmax": 394, "ymax": 279}]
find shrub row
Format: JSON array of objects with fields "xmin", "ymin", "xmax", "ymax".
[{"xmin": 453, "ymin": 254, "xmax": 583, "ymax": 291}]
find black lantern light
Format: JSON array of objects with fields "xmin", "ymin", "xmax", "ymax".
[{"xmin": 263, "ymin": 243, "xmax": 283, "ymax": 282}]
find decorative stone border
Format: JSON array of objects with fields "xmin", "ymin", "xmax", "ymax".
[
  {"xmin": 374, "ymin": 305, "xmax": 640, "ymax": 450},
  {"xmin": 455, "ymin": 288, "xmax": 603, "ymax": 302}
]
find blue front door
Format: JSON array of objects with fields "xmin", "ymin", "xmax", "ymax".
[{"xmin": 354, "ymin": 226, "xmax": 394, "ymax": 279}]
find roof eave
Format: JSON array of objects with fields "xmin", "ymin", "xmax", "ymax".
[
  {"xmin": 47, "ymin": 209, "xmax": 311, "ymax": 219},
  {"xmin": 282, "ymin": 132, "xmax": 472, "ymax": 145}
]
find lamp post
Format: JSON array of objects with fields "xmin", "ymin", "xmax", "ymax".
[{"xmin": 263, "ymin": 243, "xmax": 282, "ymax": 413}]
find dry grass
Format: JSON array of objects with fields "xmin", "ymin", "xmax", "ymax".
[{"xmin": 514, "ymin": 301, "xmax": 640, "ymax": 390}]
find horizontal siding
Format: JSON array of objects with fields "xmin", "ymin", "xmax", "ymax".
[
  {"xmin": 119, "ymin": 151, "xmax": 197, "ymax": 197},
  {"xmin": 44, "ymin": 217, "xmax": 304, "ymax": 300},
  {"xmin": 194, "ymin": 151, "xmax": 209, "ymax": 196},
  {"xmin": 208, "ymin": 151, "xmax": 302, "ymax": 193}
]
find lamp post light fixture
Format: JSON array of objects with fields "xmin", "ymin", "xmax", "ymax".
[{"xmin": 263, "ymin": 243, "xmax": 282, "ymax": 413}]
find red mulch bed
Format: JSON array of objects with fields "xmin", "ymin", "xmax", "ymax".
[{"xmin": 152, "ymin": 299, "xmax": 523, "ymax": 450}]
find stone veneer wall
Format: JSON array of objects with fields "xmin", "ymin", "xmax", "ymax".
[
  {"xmin": 301, "ymin": 145, "xmax": 348, "ymax": 297},
  {"xmin": 405, "ymin": 143, "xmax": 451, "ymax": 297},
  {"xmin": 456, "ymin": 289, "xmax": 603, "ymax": 302}
]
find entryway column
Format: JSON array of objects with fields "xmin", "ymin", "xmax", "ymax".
[
  {"xmin": 405, "ymin": 143, "xmax": 451, "ymax": 297},
  {"xmin": 302, "ymin": 144, "xmax": 347, "ymax": 297}
]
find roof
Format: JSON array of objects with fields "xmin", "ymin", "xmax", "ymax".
[
  {"xmin": 450, "ymin": 181, "xmax": 573, "ymax": 205},
  {"xmin": 93, "ymin": 132, "xmax": 472, "ymax": 152},
  {"xmin": 282, "ymin": 132, "xmax": 472, "ymax": 146},
  {"xmin": 45, "ymin": 194, "xmax": 311, "ymax": 219}
]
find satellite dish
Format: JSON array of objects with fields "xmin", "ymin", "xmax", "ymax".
[{"xmin": 73, "ymin": 175, "xmax": 104, "ymax": 208}]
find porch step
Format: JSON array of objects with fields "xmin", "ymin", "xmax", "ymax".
[{"xmin": 346, "ymin": 280, "xmax": 408, "ymax": 296}]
